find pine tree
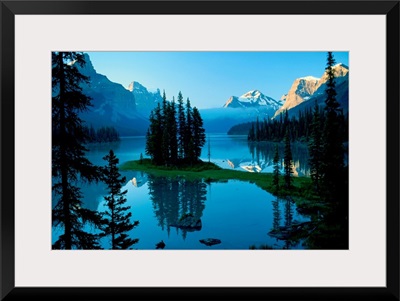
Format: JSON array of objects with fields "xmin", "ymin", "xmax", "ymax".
[
  {"xmin": 146, "ymin": 104, "xmax": 163, "ymax": 165},
  {"xmin": 184, "ymin": 98, "xmax": 194, "ymax": 162},
  {"xmin": 192, "ymin": 107, "xmax": 206, "ymax": 162},
  {"xmin": 177, "ymin": 91, "xmax": 186, "ymax": 160},
  {"xmin": 272, "ymin": 144, "xmax": 280, "ymax": 192},
  {"xmin": 308, "ymin": 100, "xmax": 323, "ymax": 193},
  {"xmin": 283, "ymin": 129, "xmax": 293, "ymax": 190},
  {"xmin": 168, "ymin": 97, "xmax": 178, "ymax": 165},
  {"xmin": 145, "ymin": 91, "xmax": 206, "ymax": 167},
  {"xmin": 52, "ymin": 52, "xmax": 103, "ymax": 249},
  {"xmin": 320, "ymin": 52, "xmax": 345, "ymax": 202},
  {"xmin": 283, "ymin": 110, "xmax": 289, "ymax": 136},
  {"xmin": 145, "ymin": 122, "xmax": 154, "ymax": 160},
  {"xmin": 161, "ymin": 91, "xmax": 170, "ymax": 164},
  {"xmin": 145, "ymin": 111, "xmax": 156, "ymax": 162},
  {"xmin": 101, "ymin": 150, "xmax": 139, "ymax": 249}
]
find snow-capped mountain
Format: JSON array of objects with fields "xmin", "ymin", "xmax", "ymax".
[
  {"xmin": 200, "ymin": 90, "xmax": 282, "ymax": 133},
  {"xmin": 77, "ymin": 53, "xmax": 149, "ymax": 136},
  {"xmin": 127, "ymin": 81, "xmax": 163, "ymax": 114},
  {"xmin": 223, "ymin": 90, "xmax": 283, "ymax": 110},
  {"xmin": 273, "ymin": 63, "xmax": 349, "ymax": 118}
]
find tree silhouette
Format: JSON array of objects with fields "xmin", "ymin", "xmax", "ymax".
[
  {"xmin": 321, "ymin": 52, "xmax": 345, "ymax": 203},
  {"xmin": 52, "ymin": 52, "xmax": 103, "ymax": 249},
  {"xmin": 191, "ymin": 107, "xmax": 206, "ymax": 162},
  {"xmin": 308, "ymin": 100, "xmax": 323, "ymax": 193},
  {"xmin": 177, "ymin": 91, "xmax": 186, "ymax": 159},
  {"xmin": 101, "ymin": 150, "xmax": 139, "ymax": 249},
  {"xmin": 146, "ymin": 91, "xmax": 206, "ymax": 166}
]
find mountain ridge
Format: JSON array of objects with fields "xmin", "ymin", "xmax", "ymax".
[{"xmin": 273, "ymin": 63, "xmax": 349, "ymax": 118}]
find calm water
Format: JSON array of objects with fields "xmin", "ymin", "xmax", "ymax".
[
  {"xmin": 52, "ymin": 134, "xmax": 312, "ymax": 250},
  {"xmin": 85, "ymin": 134, "xmax": 310, "ymax": 175}
]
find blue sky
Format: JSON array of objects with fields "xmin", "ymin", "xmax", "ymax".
[{"xmin": 86, "ymin": 51, "xmax": 348, "ymax": 109}]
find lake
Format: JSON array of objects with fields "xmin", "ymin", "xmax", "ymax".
[{"xmin": 52, "ymin": 134, "xmax": 313, "ymax": 250}]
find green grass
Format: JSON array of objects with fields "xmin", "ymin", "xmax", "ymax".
[{"xmin": 119, "ymin": 159, "xmax": 317, "ymax": 201}]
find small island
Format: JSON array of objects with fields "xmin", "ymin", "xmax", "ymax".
[{"xmin": 120, "ymin": 158, "xmax": 314, "ymax": 200}]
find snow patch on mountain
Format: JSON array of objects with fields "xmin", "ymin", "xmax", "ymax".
[
  {"xmin": 300, "ymin": 76, "xmax": 319, "ymax": 81},
  {"xmin": 127, "ymin": 81, "xmax": 163, "ymax": 113},
  {"xmin": 223, "ymin": 89, "xmax": 283, "ymax": 111}
]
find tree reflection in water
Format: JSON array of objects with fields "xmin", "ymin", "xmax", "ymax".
[
  {"xmin": 147, "ymin": 175, "xmax": 207, "ymax": 240},
  {"xmin": 248, "ymin": 141, "xmax": 310, "ymax": 176}
]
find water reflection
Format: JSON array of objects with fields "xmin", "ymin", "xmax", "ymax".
[
  {"xmin": 269, "ymin": 197, "xmax": 306, "ymax": 249},
  {"xmin": 147, "ymin": 175, "xmax": 207, "ymax": 240},
  {"xmin": 247, "ymin": 142, "xmax": 310, "ymax": 176}
]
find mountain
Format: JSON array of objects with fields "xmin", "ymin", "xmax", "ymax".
[
  {"xmin": 273, "ymin": 63, "xmax": 349, "ymax": 118},
  {"xmin": 74, "ymin": 53, "xmax": 348, "ymax": 136},
  {"xmin": 77, "ymin": 54, "xmax": 149, "ymax": 136},
  {"xmin": 276, "ymin": 76, "xmax": 320, "ymax": 116},
  {"xmin": 127, "ymin": 81, "xmax": 163, "ymax": 115},
  {"xmin": 223, "ymin": 90, "xmax": 283, "ymax": 111},
  {"xmin": 287, "ymin": 73, "xmax": 349, "ymax": 118},
  {"xmin": 200, "ymin": 90, "xmax": 282, "ymax": 133}
]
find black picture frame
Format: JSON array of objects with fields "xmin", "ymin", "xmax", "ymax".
[{"xmin": 1, "ymin": 1, "xmax": 399, "ymax": 300}]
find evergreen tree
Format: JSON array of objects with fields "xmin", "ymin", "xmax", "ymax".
[
  {"xmin": 101, "ymin": 150, "xmax": 139, "ymax": 249},
  {"xmin": 184, "ymin": 98, "xmax": 194, "ymax": 162},
  {"xmin": 308, "ymin": 100, "xmax": 323, "ymax": 193},
  {"xmin": 145, "ymin": 123, "xmax": 153, "ymax": 160},
  {"xmin": 161, "ymin": 91, "xmax": 171, "ymax": 164},
  {"xmin": 145, "ymin": 112, "xmax": 156, "ymax": 162},
  {"xmin": 168, "ymin": 97, "xmax": 178, "ymax": 164},
  {"xmin": 320, "ymin": 52, "xmax": 345, "ymax": 202},
  {"xmin": 248, "ymin": 123, "xmax": 255, "ymax": 141},
  {"xmin": 52, "ymin": 52, "xmax": 102, "ymax": 249},
  {"xmin": 283, "ymin": 129, "xmax": 293, "ymax": 190},
  {"xmin": 272, "ymin": 144, "xmax": 280, "ymax": 192},
  {"xmin": 177, "ymin": 91, "xmax": 186, "ymax": 159},
  {"xmin": 146, "ymin": 104, "xmax": 163, "ymax": 165},
  {"xmin": 283, "ymin": 109, "xmax": 289, "ymax": 136},
  {"xmin": 192, "ymin": 107, "xmax": 206, "ymax": 161},
  {"xmin": 145, "ymin": 91, "xmax": 206, "ymax": 167}
]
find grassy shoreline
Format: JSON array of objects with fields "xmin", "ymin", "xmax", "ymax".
[{"xmin": 119, "ymin": 159, "xmax": 318, "ymax": 201}]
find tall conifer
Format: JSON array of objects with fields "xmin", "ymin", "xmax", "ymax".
[
  {"xmin": 177, "ymin": 91, "xmax": 186, "ymax": 159},
  {"xmin": 321, "ymin": 52, "xmax": 345, "ymax": 202},
  {"xmin": 308, "ymin": 100, "xmax": 323, "ymax": 193},
  {"xmin": 101, "ymin": 150, "xmax": 139, "ymax": 249},
  {"xmin": 52, "ymin": 52, "xmax": 103, "ymax": 249},
  {"xmin": 191, "ymin": 107, "xmax": 206, "ymax": 161}
]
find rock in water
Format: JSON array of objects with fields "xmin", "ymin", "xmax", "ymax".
[
  {"xmin": 170, "ymin": 213, "xmax": 202, "ymax": 231},
  {"xmin": 199, "ymin": 238, "xmax": 221, "ymax": 246}
]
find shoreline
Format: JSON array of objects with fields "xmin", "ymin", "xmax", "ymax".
[{"xmin": 119, "ymin": 159, "xmax": 318, "ymax": 202}]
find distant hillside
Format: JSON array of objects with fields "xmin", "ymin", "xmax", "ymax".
[{"xmin": 227, "ymin": 122, "xmax": 253, "ymax": 135}]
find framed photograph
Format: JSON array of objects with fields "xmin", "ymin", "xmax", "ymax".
[{"xmin": 1, "ymin": 0, "xmax": 399, "ymax": 300}]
